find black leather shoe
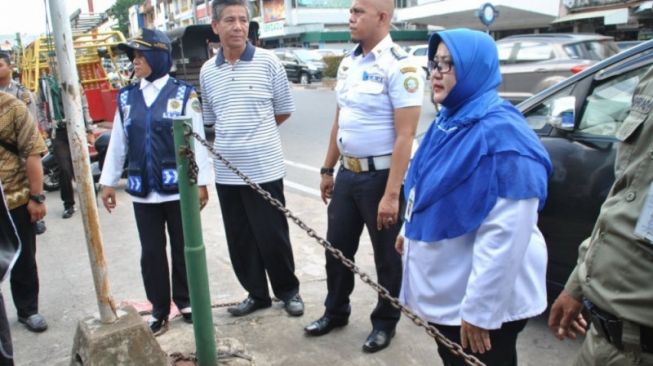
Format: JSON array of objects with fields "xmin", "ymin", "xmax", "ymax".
[
  {"xmin": 304, "ymin": 315, "xmax": 348, "ymax": 336},
  {"xmin": 181, "ymin": 312, "xmax": 192, "ymax": 323},
  {"xmin": 227, "ymin": 296, "xmax": 271, "ymax": 317},
  {"xmin": 284, "ymin": 294, "xmax": 304, "ymax": 317},
  {"xmin": 62, "ymin": 206, "xmax": 76, "ymax": 219},
  {"xmin": 148, "ymin": 317, "xmax": 168, "ymax": 336},
  {"xmin": 18, "ymin": 314, "xmax": 48, "ymax": 333},
  {"xmin": 362, "ymin": 329, "xmax": 395, "ymax": 353}
]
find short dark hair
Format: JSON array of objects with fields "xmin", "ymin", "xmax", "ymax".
[
  {"xmin": 0, "ymin": 53, "xmax": 11, "ymax": 66},
  {"xmin": 212, "ymin": 0, "xmax": 249, "ymax": 21}
]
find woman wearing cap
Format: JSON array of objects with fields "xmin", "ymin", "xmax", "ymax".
[
  {"xmin": 395, "ymin": 29, "xmax": 552, "ymax": 365},
  {"xmin": 99, "ymin": 28, "xmax": 211, "ymax": 335}
]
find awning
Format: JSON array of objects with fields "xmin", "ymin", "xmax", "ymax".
[
  {"xmin": 395, "ymin": 0, "xmax": 558, "ymax": 31},
  {"xmin": 552, "ymin": 8, "xmax": 629, "ymax": 25},
  {"xmin": 636, "ymin": 1, "xmax": 653, "ymax": 13}
]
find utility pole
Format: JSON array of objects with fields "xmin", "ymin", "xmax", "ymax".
[
  {"xmin": 47, "ymin": 0, "xmax": 117, "ymax": 324},
  {"xmin": 192, "ymin": 0, "xmax": 198, "ymax": 24}
]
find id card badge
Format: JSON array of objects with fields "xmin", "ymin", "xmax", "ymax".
[
  {"xmin": 404, "ymin": 187, "xmax": 415, "ymax": 223},
  {"xmin": 166, "ymin": 98, "xmax": 183, "ymax": 118},
  {"xmin": 634, "ymin": 182, "xmax": 653, "ymax": 244}
]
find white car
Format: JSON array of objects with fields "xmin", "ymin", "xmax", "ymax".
[{"xmin": 405, "ymin": 44, "xmax": 429, "ymax": 76}]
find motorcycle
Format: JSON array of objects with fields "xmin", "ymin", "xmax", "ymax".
[{"xmin": 41, "ymin": 133, "xmax": 103, "ymax": 192}]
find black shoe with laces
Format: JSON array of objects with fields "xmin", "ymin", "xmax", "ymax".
[
  {"xmin": 62, "ymin": 206, "xmax": 76, "ymax": 219},
  {"xmin": 284, "ymin": 294, "xmax": 304, "ymax": 317},
  {"xmin": 148, "ymin": 317, "xmax": 168, "ymax": 336}
]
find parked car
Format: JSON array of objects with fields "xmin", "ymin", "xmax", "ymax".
[
  {"xmin": 405, "ymin": 44, "xmax": 429, "ymax": 76},
  {"xmin": 517, "ymin": 39, "xmax": 653, "ymax": 300},
  {"xmin": 616, "ymin": 40, "xmax": 644, "ymax": 51},
  {"xmin": 497, "ymin": 33, "xmax": 620, "ymax": 104},
  {"xmin": 273, "ymin": 48, "xmax": 325, "ymax": 84},
  {"xmin": 315, "ymin": 48, "xmax": 346, "ymax": 58}
]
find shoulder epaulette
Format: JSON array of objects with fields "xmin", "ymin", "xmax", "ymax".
[{"xmin": 390, "ymin": 46, "xmax": 408, "ymax": 61}]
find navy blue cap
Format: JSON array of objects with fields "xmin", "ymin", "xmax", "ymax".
[{"xmin": 118, "ymin": 28, "xmax": 171, "ymax": 59}]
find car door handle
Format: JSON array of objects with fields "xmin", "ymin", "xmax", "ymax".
[{"xmin": 534, "ymin": 68, "xmax": 546, "ymax": 72}]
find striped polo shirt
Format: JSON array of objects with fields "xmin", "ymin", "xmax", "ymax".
[{"xmin": 200, "ymin": 43, "xmax": 295, "ymax": 185}]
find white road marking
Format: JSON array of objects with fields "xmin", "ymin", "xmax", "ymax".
[
  {"xmin": 285, "ymin": 160, "xmax": 320, "ymax": 173},
  {"xmin": 285, "ymin": 180, "xmax": 321, "ymax": 197}
]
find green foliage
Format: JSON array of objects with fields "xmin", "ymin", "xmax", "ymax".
[
  {"xmin": 107, "ymin": 0, "xmax": 144, "ymax": 36},
  {"xmin": 322, "ymin": 55, "xmax": 344, "ymax": 78}
]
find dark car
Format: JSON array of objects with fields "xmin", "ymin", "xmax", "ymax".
[
  {"xmin": 517, "ymin": 39, "xmax": 653, "ymax": 300},
  {"xmin": 273, "ymin": 48, "xmax": 325, "ymax": 84},
  {"xmin": 498, "ymin": 33, "xmax": 620, "ymax": 104}
]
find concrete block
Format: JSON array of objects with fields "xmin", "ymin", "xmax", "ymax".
[{"xmin": 70, "ymin": 306, "xmax": 168, "ymax": 366}]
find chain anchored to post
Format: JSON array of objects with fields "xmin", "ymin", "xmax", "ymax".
[
  {"xmin": 188, "ymin": 131, "xmax": 486, "ymax": 366},
  {"xmin": 178, "ymin": 122, "xmax": 199, "ymax": 185}
]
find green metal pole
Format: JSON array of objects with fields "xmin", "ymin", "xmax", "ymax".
[{"xmin": 173, "ymin": 118, "xmax": 216, "ymax": 366}]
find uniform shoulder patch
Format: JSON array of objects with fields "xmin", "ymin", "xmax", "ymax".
[
  {"xmin": 400, "ymin": 66, "xmax": 417, "ymax": 74},
  {"xmin": 390, "ymin": 46, "xmax": 408, "ymax": 61},
  {"xmin": 191, "ymin": 98, "xmax": 201, "ymax": 113}
]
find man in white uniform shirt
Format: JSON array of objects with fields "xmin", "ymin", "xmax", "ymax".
[{"xmin": 303, "ymin": 0, "xmax": 424, "ymax": 354}]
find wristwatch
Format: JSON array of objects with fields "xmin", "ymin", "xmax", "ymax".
[
  {"xmin": 29, "ymin": 193, "xmax": 46, "ymax": 204},
  {"xmin": 320, "ymin": 167, "xmax": 335, "ymax": 176}
]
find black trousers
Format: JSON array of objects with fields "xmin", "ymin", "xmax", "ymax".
[
  {"xmin": 432, "ymin": 319, "xmax": 528, "ymax": 366},
  {"xmin": 132, "ymin": 201, "xmax": 189, "ymax": 320},
  {"xmin": 8, "ymin": 205, "xmax": 39, "ymax": 318},
  {"xmin": 53, "ymin": 130, "xmax": 75, "ymax": 209},
  {"xmin": 215, "ymin": 179, "xmax": 299, "ymax": 303},
  {"xmin": 324, "ymin": 168, "xmax": 402, "ymax": 332}
]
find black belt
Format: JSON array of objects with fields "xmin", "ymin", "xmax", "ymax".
[{"xmin": 583, "ymin": 298, "xmax": 653, "ymax": 353}]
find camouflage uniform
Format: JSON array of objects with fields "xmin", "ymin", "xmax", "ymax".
[{"xmin": 565, "ymin": 68, "xmax": 653, "ymax": 365}]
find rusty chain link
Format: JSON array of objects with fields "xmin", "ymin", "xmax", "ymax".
[
  {"xmin": 186, "ymin": 131, "xmax": 486, "ymax": 366},
  {"xmin": 179, "ymin": 143, "xmax": 199, "ymax": 185}
]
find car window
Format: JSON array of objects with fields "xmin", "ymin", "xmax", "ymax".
[
  {"xmin": 497, "ymin": 43, "xmax": 513, "ymax": 64},
  {"xmin": 565, "ymin": 40, "xmax": 619, "ymax": 61},
  {"xmin": 515, "ymin": 42, "xmax": 554, "ymax": 63},
  {"xmin": 413, "ymin": 47, "xmax": 428, "ymax": 56},
  {"xmin": 577, "ymin": 65, "xmax": 651, "ymax": 137},
  {"xmin": 523, "ymin": 85, "xmax": 574, "ymax": 130}
]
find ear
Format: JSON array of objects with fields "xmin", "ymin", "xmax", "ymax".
[
  {"xmin": 378, "ymin": 11, "xmax": 389, "ymax": 23},
  {"xmin": 211, "ymin": 20, "xmax": 220, "ymax": 35}
]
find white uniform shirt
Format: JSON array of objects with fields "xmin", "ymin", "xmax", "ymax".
[
  {"xmin": 99, "ymin": 75, "xmax": 211, "ymax": 203},
  {"xmin": 336, "ymin": 35, "xmax": 425, "ymax": 158},
  {"xmin": 399, "ymin": 198, "xmax": 548, "ymax": 330}
]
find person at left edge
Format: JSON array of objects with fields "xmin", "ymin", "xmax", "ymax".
[
  {"xmin": 0, "ymin": 91, "xmax": 48, "ymax": 333},
  {"xmin": 0, "ymin": 178, "xmax": 22, "ymax": 365},
  {"xmin": 0, "ymin": 52, "xmax": 47, "ymax": 234},
  {"xmin": 99, "ymin": 28, "xmax": 211, "ymax": 336}
]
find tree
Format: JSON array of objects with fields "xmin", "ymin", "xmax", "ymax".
[{"xmin": 107, "ymin": 0, "xmax": 144, "ymax": 37}]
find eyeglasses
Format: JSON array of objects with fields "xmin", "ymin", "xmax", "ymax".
[{"xmin": 428, "ymin": 58, "xmax": 454, "ymax": 74}]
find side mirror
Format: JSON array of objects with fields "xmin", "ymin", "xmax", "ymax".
[{"xmin": 549, "ymin": 96, "xmax": 576, "ymax": 131}]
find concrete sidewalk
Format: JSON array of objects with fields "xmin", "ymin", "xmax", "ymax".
[{"xmin": 2, "ymin": 184, "xmax": 582, "ymax": 365}]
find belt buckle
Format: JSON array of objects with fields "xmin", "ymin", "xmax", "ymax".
[{"xmin": 345, "ymin": 157, "xmax": 362, "ymax": 173}]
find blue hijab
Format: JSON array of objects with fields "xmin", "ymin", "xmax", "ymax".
[
  {"xmin": 141, "ymin": 49, "xmax": 172, "ymax": 82},
  {"xmin": 403, "ymin": 29, "xmax": 552, "ymax": 242}
]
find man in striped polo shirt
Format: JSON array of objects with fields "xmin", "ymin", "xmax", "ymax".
[{"xmin": 200, "ymin": 0, "xmax": 303, "ymax": 318}]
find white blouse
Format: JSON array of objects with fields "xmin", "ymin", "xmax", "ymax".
[{"xmin": 399, "ymin": 197, "xmax": 548, "ymax": 329}]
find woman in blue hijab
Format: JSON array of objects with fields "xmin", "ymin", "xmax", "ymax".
[{"xmin": 396, "ymin": 29, "xmax": 552, "ymax": 365}]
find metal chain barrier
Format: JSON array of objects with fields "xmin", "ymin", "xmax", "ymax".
[{"xmin": 184, "ymin": 129, "xmax": 485, "ymax": 366}]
